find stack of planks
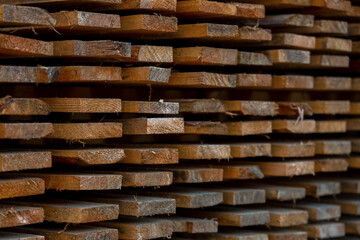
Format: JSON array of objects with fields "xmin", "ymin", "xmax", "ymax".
[{"xmin": 0, "ymin": 0, "xmax": 359, "ymax": 239}]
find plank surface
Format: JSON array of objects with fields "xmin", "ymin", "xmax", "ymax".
[
  {"xmin": 168, "ymin": 72, "xmax": 236, "ymax": 88},
  {"xmin": 12, "ymin": 225, "xmax": 118, "ymax": 240},
  {"xmin": 0, "ymin": 205, "xmax": 44, "ymax": 228},
  {"xmin": 271, "ymin": 142, "xmax": 315, "ymax": 158},
  {"xmin": 272, "ymin": 120, "xmax": 316, "ymax": 133},
  {"xmin": 263, "ymin": 207, "xmax": 308, "ymax": 227},
  {"xmin": 0, "ymin": 151, "xmax": 51, "ymax": 172},
  {"xmin": 4, "ymin": 198, "xmax": 119, "ymax": 223},
  {"xmin": 314, "ymin": 158, "xmax": 348, "ymax": 172},
  {"xmin": 272, "ymin": 75, "xmax": 314, "ymax": 89},
  {"xmin": 0, "ymin": 177, "xmax": 44, "ymax": 199},
  {"xmin": 231, "ymin": 143, "xmax": 271, "ymax": 158},
  {"xmin": 120, "ymin": 118, "xmax": 184, "ymax": 135},
  {"xmin": 122, "ymin": 101, "xmax": 178, "ymax": 114},
  {"xmin": 314, "ymin": 76, "xmax": 351, "ymax": 90},
  {"xmin": 45, "ymin": 123, "xmax": 122, "ymax": 140},
  {"xmin": 107, "ymin": 170, "xmax": 172, "ymax": 187},
  {"xmin": 157, "ymin": 144, "xmax": 231, "ymax": 160},
  {"xmin": 164, "ymin": 216, "xmax": 218, "ymax": 233},
  {"xmin": 0, "ymin": 123, "xmax": 53, "ymax": 139},
  {"xmin": 0, "ymin": 98, "xmax": 49, "ymax": 115},
  {"xmin": 316, "ymin": 120, "xmax": 347, "ymax": 133},
  {"xmin": 291, "ymin": 222, "xmax": 345, "ymax": 239}
]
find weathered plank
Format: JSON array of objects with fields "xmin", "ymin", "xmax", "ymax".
[
  {"xmin": 120, "ymin": 118, "xmax": 184, "ymax": 135},
  {"xmin": 314, "ymin": 76, "xmax": 351, "ymax": 90},
  {"xmin": 315, "ymin": 37, "xmax": 352, "ymax": 53},
  {"xmin": 310, "ymin": 55, "xmax": 350, "ymax": 68},
  {"xmin": 276, "ymin": 102, "xmax": 313, "ymax": 116},
  {"xmin": 262, "ymin": 49, "xmax": 311, "ymax": 66},
  {"xmin": 108, "ymin": 170, "xmax": 172, "ymax": 187},
  {"xmin": 220, "ymin": 165, "xmax": 264, "ymax": 180},
  {"xmin": 231, "ymin": 143, "xmax": 271, "ymax": 158},
  {"xmin": 236, "ymin": 73, "xmax": 272, "ymax": 88},
  {"xmin": 40, "ymin": 98, "xmax": 122, "ymax": 113},
  {"xmin": 272, "ymin": 75, "xmax": 314, "ymax": 89},
  {"xmin": 0, "ymin": 123, "xmax": 53, "ymax": 139},
  {"xmin": 314, "ymin": 158, "xmax": 348, "ymax": 172},
  {"xmin": 271, "ymin": 142, "xmax": 315, "ymax": 158},
  {"xmin": 45, "ymin": 123, "xmax": 122, "ymax": 140},
  {"xmin": 122, "ymin": 67, "xmax": 171, "ymax": 84},
  {"xmin": 122, "ymin": 101, "xmax": 178, "ymax": 114},
  {"xmin": 0, "ymin": 151, "xmax": 51, "ymax": 172},
  {"xmin": 279, "ymin": 19, "xmax": 348, "ymax": 36},
  {"xmin": 0, "ymin": 98, "xmax": 49, "ymax": 115},
  {"xmin": 0, "ymin": 177, "xmax": 44, "ymax": 199},
  {"xmin": 168, "ymin": 72, "xmax": 236, "ymax": 88},
  {"xmin": 163, "ymin": 216, "xmax": 218, "ymax": 233},
  {"xmin": 4, "ymin": 198, "xmax": 119, "ymax": 223},
  {"xmin": 262, "ymin": 207, "xmax": 308, "ymax": 227},
  {"xmin": 316, "ymin": 120, "xmax": 347, "ymax": 133},
  {"xmin": 0, "ymin": 65, "xmax": 55, "ymax": 84},
  {"xmin": 291, "ymin": 222, "xmax": 345, "ymax": 239},
  {"xmin": 237, "ymin": 51, "xmax": 272, "ymax": 66},
  {"xmin": 179, "ymin": 230, "xmax": 268, "ymax": 240},
  {"xmin": 0, "ymin": 205, "xmax": 44, "ymax": 228},
  {"xmin": 272, "ymin": 120, "xmax": 316, "ymax": 133},
  {"xmin": 223, "ymin": 101, "xmax": 278, "ymax": 116}
]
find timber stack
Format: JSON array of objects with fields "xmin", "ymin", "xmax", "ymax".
[{"xmin": 0, "ymin": 0, "xmax": 359, "ymax": 239}]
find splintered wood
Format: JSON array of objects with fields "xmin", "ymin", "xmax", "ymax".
[{"xmin": 0, "ymin": 0, "xmax": 358, "ymax": 239}]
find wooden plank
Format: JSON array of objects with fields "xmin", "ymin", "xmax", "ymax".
[
  {"xmin": 226, "ymin": 121, "xmax": 272, "ymax": 136},
  {"xmin": 236, "ymin": 26, "xmax": 272, "ymax": 43},
  {"xmin": 0, "ymin": 98, "xmax": 49, "ymax": 115},
  {"xmin": 341, "ymin": 216, "xmax": 360, "ymax": 235},
  {"xmin": 175, "ymin": 99, "xmax": 225, "ymax": 113},
  {"xmin": 222, "ymin": 101, "xmax": 278, "ymax": 116},
  {"xmin": 348, "ymin": 156, "xmax": 360, "ymax": 169},
  {"xmin": 163, "ymin": 216, "xmax": 218, "ymax": 233},
  {"xmin": 314, "ymin": 76, "xmax": 351, "ymax": 90},
  {"xmin": 168, "ymin": 72, "xmax": 236, "ymax": 88},
  {"xmin": 184, "ymin": 121, "xmax": 228, "ymax": 135},
  {"xmin": 173, "ymin": 47, "xmax": 238, "ymax": 66},
  {"xmin": 76, "ymin": 193, "xmax": 176, "ymax": 217},
  {"xmin": 338, "ymin": 176, "xmax": 360, "ymax": 194},
  {"xmin": 96, "ymin": 217, "xmax": 173, "ymax": 240},
  {"xmin": 40, "ymin": 98, "xmax": 122, "ymax": 113},
  {"xmin": 0, "ymin": 33, "xmax": 53, "ymax": 58},
  {"xmin": 0, "ymin": 205, "xmax": 44, "ymax": 228},
  {"xmin": 147, "ymin": 166, "xmax": 223, "ymax": 183},
  {"xmin": 176, "ymin": 1, "xmax": 264, "ymax": 20},
  {"xmin": 129, "ymin": 188, "xmax": 223, "ymax": 208},
  {"xmin": 118, "ymin": 14, "xmax": 177, "ymax": 35},
  {"xmin": 0, "ymin": 4, "xmax": 55, "ymax": 27},
  {"xmin": 53, "ymin": 40, "xmax": 131, "ymax": 61},
  {"xmin": 120, "ymin": 118, "xmax": 184, "ymax": 135},
  {"xmin": 235, "ymin": 0, "xmax": 311, "ymax": 10},
  {"xmin": 52, "ymin": 148, "xmax": 125, "ymax": 166},
  {"xmin": 207, "ymin": 187, "xmax": 266, "ymax": 205},
  {"xmin": 231, "ymin": 143, "xmax": 271, "ymax": 158},
  {"xmin": 272, "ymin": 75, "xmax": 314, "ymax": 89},
  {"xmin": 278, "ymin": 19, "xmax": 348, "ymax": 36},
  {"xmin": 353, "ymin": 140, "xmax": 360, "ymax": 153},
  {"xmin": 315, "ymin": 140, "xmax": 351, "ymax": 155},
  {"xmin": 237, "ymin": 51, "xmax": 272, "ymax": 66},
  {"xmin": 272, "ymin": 120, "xmax": 316, "ymax": 133},
  {"xmin": 322, "ymin": 195, "xmax": 360, "ymax": 215},
  {"xmin": 350, "ymin": 103, "xmax": 360, "ymax": 115},
  {"xmin": 276, "ymin": 102, "xmax": 313, "ymax": 116},
  {"xmin": 236, "ymin": 73, "xmax": 272, "ymax": 88},
  {"xmin": 315, "ymin": 37, "xmax": 352, "ymax": 53},
  {"xmin": 271, "ymin": 142, "xmax": 315, "ymax": 158},
  {"xmin": 274, "ymin": 201, "xmax": 341, "ymax": 221},
  {"xmin": 310, "ymin": 54, "xmax": 350, "ymax": 68},
  {"xmin": 179, "ymin": 206, "xmax": 269, "ymax": 227},
  {"xmin": 316, "ymin": 120, "xmax": 347, "ymax": 133},
  {"xmin": 122, "ymin": 148, "xmax": 178, "ymax": 165},
  {"xmin": 291, "ymin": 222, "xmax": 345, "ymax": 239},
  {"xmin": 237, "ymin": 183, "xmax": 306, "ymax": 201},
  {"xmin": 122, "ymin": 67, "xmax": 171, "ymax": 84},
  {"xmin": 179, "ymin": 230, "xmax": 268, "ymax": 240},
  {"xmin": 122, "ymin": 101, "xmax": 178, "ymax": 114},
  {"xmin": 12, "ymin": 225, "xmax": 117, "ymax": 240},
  {"xmin": 102, "ymin": 170, "xmax": 172, "ymax": 187},
  {"xmin": 8, "ymin": 173, "xmax": 122, "ymax": 191},
  {"xmin": 255, "ymin": 33, "xmax": 316, "ymax": 50},
  {"xmin": 4, "ymin": 198, "xmax": 119, "ymax": 223},
  {"xmin": 0, "ymin": 177, "xmax": 44, "ymax": 199},
  {"xmin": 127, "ymin": 45, "xmax": 173, "ymax": 63},
  {"xmin": 262, "ymin": 49, "xmax": 310, "ymax": 66},
  {"xmin": 261, "ymin": 207, "xmax": 308, "ymax": 227},
  {"xmin": 0, "ymin": 65, "xmax": 55, "ymax": 84},
  {"xmin": 271, "ymin": 178, "xmax": 341, "ymax": 198},
  {"xmin": 345, "ymin": 118, "xmax": 360, "ymax": 131},
  {"xmin": 0, "ymin": 123, "xmax": 53, "ymax": 139},
  {"xmin": 220, "ymin": 165, "xmax": 264, "ymax": 180},
  {"xmin": 0, "ymin": 232, "xmax": 43, "ymax": 240},
  {"xmin": 156, "ymin": 144, "xmax": 231, "ymax": 160},
  {"xmin": 0, "ymin": 151, "xmax": 51, "ymax": 172},
  {"xmin": 45, "ymin": 123, "xmax": 122, "ymax": 140},
  {"xmin": 111, "ymin": 0, "xmax": 177, "ymax": 12},
  {"xmin": 314, "ymin": 158, "xmax": 348, "ymax": 172},
  {"xmin": 260, "ymin": 230, "xmax": 307, "ymax": 240},
  {"xmin": 258, "ymin": 14, "xmax": 314, "ymax": 28},
  {"xmin": 349, "ymin": 23, "xmax": 360, "ymax": 37},
  {"xmin": 241, "ymin": 160, "xmax": 315, "ymax": 177}
]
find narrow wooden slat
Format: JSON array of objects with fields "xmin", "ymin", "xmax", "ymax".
[
  {"xmin": 173, "ymin": 47, "xmax": 238, "ymax": 66},
  {"xmin": 0, "ymin": 123, "xmax": 53, "ymax": 139},
  {"xmin": 45, "ymin": 123, "xmax": 122, "ymax": 140},
  {"xmin": 237, "ymin": 51, "xmax": 272, "ymax": 66},
  {"xmin": 4, "ymin": 198, "xmax": 119, "ymax": 223},
  {"xmin": 113, "ymin": 0, "xmax": 177, "ymax": 12},
  {"xmin": 231, "ymin": 143, "xmax": 271, "ymax": 158},
  {"xmin": 322, "ymin": 195, "xmax": 360, "ymax": 216},
  {"xmin": 272, "ymin": 120, "xmax": 316, "ymax": 133},
  {"xmin": 12, "ymin": 225, "xmax": 118, "ymax": 240},
  {"xmin": 262, "ymin": 207, "xmax": 308, "ymax": 227},
  {"xmin": 226, "ymin": 121, "xmax": 272, "ymax": 136},
  {"xmin": 0, "ymin": 205, "xmax": 44, "ymax": 228},
  {"xmin": 8, "ymin": 173, "xmax": 122, "ymax": 191},
  {"xmin": 278, "ymin": 19, "xmax": 348, "ymax": 36},
  {"xmin": 276, "ymin": 102, "xmax": 313, "ymax": 116},
  {"xmin": 179, "ymin": 206, "xmax": 269, "ymax": 227},
  {"xmin": 40, "ymin": 98, "xmax": 122, "ymax": 113},
  {"xmin": 76, "ymin": 193, "xmax": 176, "ymax": 217},
  {"xmin": 52, "ymin": 148, "xmax": 125, "ymax": 166},
  {"xmin": 260, "ymin": 230, "xmax": 307, "ymax": 240},
  {"xmin": 341, "ymin": 217, "xmax": 360, "ymax": 235},
  {"xmin": 220, "ymin": 165, "xmax": 264, "ymax": 180},
  {"xmin": 314, "ymin": 76, "xmax": 351, "ymax": 90},
  {"xmin": 310, "ymin": 54, "xmax": 350, "ymax": 68},
  {"xmin": 0, "ymin": 66, "xmax": 55, "ymax": 84},
  {"xmin": 0, "ymin": 33, "xmax": 53, "ymax": 58},
  {"xmin": 119, "ymin": 14, "xmax": 177, "ymax": 34},
  {"xmin": 184, "ymin": 121, "xmax": 228, "ymax": 135},
  {"xmin": 314, "ymin": 158, "xmax": 348, "ymax": 172},
  {"xmin": 163, "ymin": 216, "xmax": 218, "ymax": 233},
  {"xmin": 236, "ymin": 73, "xmax": 272, "ymax": 88},
  {"xmin": 272, "ymin": 75, "xmax": 314, "ymax": 89},
  {"xmin": 120, "ymin": 118, "xmax": 184, "ymax": 135},
  {"xmin": 222, "ymin": 101, "xmax": 278, "ymax": 116},
  {"xmin": 236, "ymin": 0, "xmax": 310, "ymax": 10},
  {"xmin": 255, "ymin": 33, "xmax": 316, "ymax": 50},
  {"xmin": 258, "ymin": 14, "xmax": 314, "ymax": 28},
  {"xmin": 348, "ymin": 156, "xmax": 360, "ymax": 169},
  {"xmin": 202, "ymin": 187, "xmax": 266, "ymax": 205},
  {"xmin": 122, "ymin": 67, "xmax": 171, "ymax": 84},
  {"xmin": 315, "ymin": 37, "xmax": 352, "ymax": 53},
  {"xmin": 168, "ymin": 72, "xmax": 236, "ymax": 88},
  {"xmin": 122, "ymin": 148, "xmax": 178, "ymax": 165},
  {"xmin": 179, "ymin": 230, "xmax": 268, "ymax": 240},
  {"xmin": 0, "ymin": 98, "xmax": 49, "ymax": 115},
  {"xmin": 262, "ymin": 49, "xmax": 311, "ymax": 66},
  {"xmin": 122, "ymin": 101, "xmax": 178, "ymax": 114},
  {"xmin": 96, "ymin": 217, "xmax": 173, "ymax": 240},
  {"xmin": 0, "ymin": 177, "xmax": 44, "ymax": 199},
  {"xmin": 107, "ymin": 170, "xmax": 172, "ymax": 187},
  {"xmin": 271, "ymin": 142, "xmax": 315, "ymax": 158},
  {"xmin": 0, "ymin": 4, "xmax": 55, "ymax": 27},
  {"xmin": 316, "ymin": 120, "xmax": 347, "ymax": 133},
  {"xmin": 291, "ymin": 222, "xmax": 345, "ymax": 239},
  {"xmin": 315, "ymin": 140, "xmax": 351, "ymax": 155},
  {"xmin": 0, "ymin": 151, "xmax": 51, "ymax": 172}
]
